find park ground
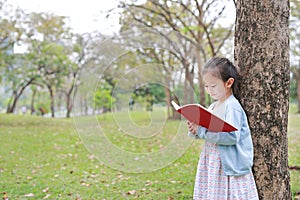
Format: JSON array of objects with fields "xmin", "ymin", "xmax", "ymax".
[{"xmin": 0, "ymin": 105, "xmax": 299, "ymax": 199}]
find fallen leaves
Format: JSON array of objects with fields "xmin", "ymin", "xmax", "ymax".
[
  {"xmin": 145, "ymin": 180, "xmax": 152, "ymax": 186},
  {"xmin": 24, "ymin": 193, "xmax": 34, "ymax": 197},
  {"xmin": 42, "ymin": 188, "xmax": 49, "ymax": 193},
  {"xmin": 295, "ymin": 191, "xmax": 300, "ymax": 200},
  {"xmin": 124, "ymin": 189, "xmax": 140, "ymax": 199},
  {"xmin": 43, "ymin": 194, "xmax": 51, "ymax": 199},
  {"xmin": 23, "ymin": 188, "xmax": 52, "ymax": 199},
  {"xmin": 42, "ymin": 187, "xmax": 51, "ymax": 199},
  {"xmin": 127, "ymin": 190, "xmax": 137, "ymax": 195},
  {"xmin": 80, "ymin": 179, "xmax": 91, "ymax": 187}
]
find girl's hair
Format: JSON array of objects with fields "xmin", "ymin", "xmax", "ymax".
[{"xmin": 202, "ymin": 57, "xmax": 241, "ymax": 100}]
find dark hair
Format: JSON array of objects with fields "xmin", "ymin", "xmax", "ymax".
[{"xmin": 202, "ymin": 57, "xmax": 241, "ymax": 100}]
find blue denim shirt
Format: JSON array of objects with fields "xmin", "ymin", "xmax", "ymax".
[{"xmin": 188, "ymin": 95, "xmax": 254, "ymax": 176}]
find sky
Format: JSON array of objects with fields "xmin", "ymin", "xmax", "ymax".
[
  {"xmin": 8, "ymin": 0, "xmax": 235, "ymax": 36},
  {"xmin": 9, "ymin": 0, "xmax": 121, "ymax": 35}
]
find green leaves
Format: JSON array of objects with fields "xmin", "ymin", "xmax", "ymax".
[
  {"xmin": 94, "ymin": 82, "xmax": 116, "ymax": 112},
  {"xmin": 180, "ymin": 25, "xmax": 202, "ymax": 33}
]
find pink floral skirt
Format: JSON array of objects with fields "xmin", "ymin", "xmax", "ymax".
[{"xmin": 193, "ymin": 142, "xmax": 259, "ymax": 200}]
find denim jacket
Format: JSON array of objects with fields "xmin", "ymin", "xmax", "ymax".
[{"xmin": 188, "ymin": 95, "xmax": 254, "ymax": 176}]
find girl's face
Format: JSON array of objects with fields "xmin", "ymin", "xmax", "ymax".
[{"xmin": 203, "ymin": 73, "xmax": 233, "ymax": 102}]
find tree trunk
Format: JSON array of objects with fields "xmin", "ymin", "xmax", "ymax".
[
  {"xmin": 6, "ymin": 91, "xmax": 16, "ymax": 113},
  {"xmin": 7, "ymin": 92, "xmax": 21, "ymax": 114},
  {"xmin": 196, "ymin": 10, "xmax": 207, "ymax": 107},
  {"xmin": 66, "ymin": 93, "xmax": 72, "ymax": 118},
  {"xmin": 167, "ymin": 72, "xmax": 180, "ymax": 120},
  {"xmin": 297, "ymin": 66, "xmax": 300, "ymax": 113},
  {"xmin": 184, "ymin": 66, "xmax": 189, "ymax": 105},
  {"xmin": 66, "ymin": 84, "xmax": 75, "ymax": 118},
  {"xmin": 6, "ymin": 80, "xmax": 33, "ymax": 113},
  {"xmin": 47, "ymin": 85, "xmax": 55, "ymax": 118},
  {"xmin": 235, "ymin": 0, "xmax": 291, "ymax": 199},
  {"xmin": 195, "ymin": 47, "xmax": 206, "ymax": 106},
  {"xmin": 188, "ymin": 65, "xmax": 195, "ymax": 103},
  {"xmin": 30, "ymin": 88, "xmax": 37, "ymax": 115},
  {"xmin": 184, "ymin": 61, "xmax": 195, "ymax": 104},
  {"xmin": 165, "ymin": 74, "xmax": 172, "ymax": 119},
  {"xmin": 83, "ymin": 95, "xmax": 88, "ymax": 115}
]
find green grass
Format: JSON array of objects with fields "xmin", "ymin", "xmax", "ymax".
[
  {"xmin": 0, "ymin": 107, "xmax": 299, "ymax": 199},
  {"xmin": 288, "ymin": 109, "xmax": 300, "ymax": 198}
]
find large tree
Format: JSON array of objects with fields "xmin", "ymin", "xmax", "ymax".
[
  {"xmin": 26, "ymin": 12, "xmax": 71, "ymax": 117},
  {"xmin": 119, "ymin": 0, "xmax": 234, "ymax": 106},
  {"xmin": 61, "ymin": 32, "xmax": 105, "ymax": 118},
  {"xmin": 234, "ymin": 0, "xmax": 291, "ymax": 199}
]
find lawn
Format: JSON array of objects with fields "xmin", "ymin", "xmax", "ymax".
[{"xmin": 0, "ymin": 107, "xmax": 299, "ymax": 199}]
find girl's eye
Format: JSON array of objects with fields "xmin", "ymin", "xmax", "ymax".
[{"xmin": 211, "ymin": 85, "xmax": 216, "ymax": 88}]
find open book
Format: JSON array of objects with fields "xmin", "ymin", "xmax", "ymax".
[{"xmin": 171, "ymin": 100, "xmax": 237, "ymax": 132}]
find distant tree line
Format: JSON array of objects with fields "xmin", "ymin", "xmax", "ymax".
[{"xmin": 0, "ymin": 0, "xmax": 299, "ymax": 119}]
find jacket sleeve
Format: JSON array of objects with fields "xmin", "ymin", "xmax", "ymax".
[
  {"xmin": 188, "ymin": 131, "xmax": 201, "ymax": 139},
  {"xmin": 196, "ymin": 108, "xmax": 242, "ymax": 145}
]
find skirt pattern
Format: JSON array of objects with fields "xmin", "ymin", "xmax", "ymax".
[{"xmin": 193, "ymin": 142, "xmax": 259, "ymax": 200}]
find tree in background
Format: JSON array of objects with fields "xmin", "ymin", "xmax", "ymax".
[
  {"xmin": 235, "ymin": 0, "xmax": 291, "ymax": 198},
  {"xmin": 131, "ymin": 83, "xmax": 166, "ymax": 111},
  {"xmin": 25, "ymin": 12, "xmax": 71, "ymax": 117},
  {"xmin": 4, "ymin": 54, "xmax": 39, "ymax": 113},
  {"xmin": 94, "ymin": 81, "xmax": 116, "ymax": 113},
  {"xmin": 0, "ymin": 1, "xmax": 27, "ymax": 113},
  {"xmin": 119, "ymin": 0, "xmax": 234, "ymax": 107},
  {"xmin": 0, "ymin": 0, "xmax": 23, "ymax": 68},
  {"xmin": 59, "ymin": 32, "xmax": 105, "ymax": 118}
]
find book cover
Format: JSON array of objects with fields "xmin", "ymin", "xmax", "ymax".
[{"xmin": 171, "ymin": 100, "xmax": 237, "ymax": 132}]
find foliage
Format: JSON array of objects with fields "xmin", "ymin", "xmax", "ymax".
[
  {"xmin": 290, "ymin": 66, "xmax": 298, "ymax": 103},
  {"xmin": 94, "ymin": 81, "xmax": 116, "ymax": 112},
  {"xmin": 0, "ymin": 0, "xmax": 298, "ymax": 116},
  {"xmin": 290, "ymin": 0, "xmax": 300, "ymax": 60},
  {"xmin": 118, "ymin": 0, "xmax": 235, "ymax": 106},
  {"xmin": 290, "ymin": 0, "xmax": 300, "ymax": 111},
  {"xmin": 133, "ymin": 83, "xmax": 165, "ymax": 103},
  {"xmin": 119, "ymin": 0, "xmax": 234, "ymax": 58},
  {"xmin": 0, "ymin": 1, "xmax": 24, "ymax": 69}
]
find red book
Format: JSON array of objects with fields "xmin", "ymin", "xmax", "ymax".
[{"xmin": 171, "ymin": 100, "xmax": 237, "ymax": 132}]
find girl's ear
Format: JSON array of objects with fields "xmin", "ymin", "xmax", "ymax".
[{"xmin": 226, "ymin": 78, "xmax": 235, "ymax": 88}]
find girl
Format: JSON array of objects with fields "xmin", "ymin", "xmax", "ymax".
[{"xmin": 187, "ymin": 57, "xmax": 259, "ymax": 200}]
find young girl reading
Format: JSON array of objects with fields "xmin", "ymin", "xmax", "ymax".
[{"xmin": 187, "ymin": 57, "xmax": 259, "ymax": 200}]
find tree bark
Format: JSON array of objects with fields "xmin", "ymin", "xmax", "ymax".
[
  {"xmin": 66, "ymin": 93, "xmax": 72, "ymax": 118},
  {"xmin": 47, "ymin": 85, "xmax": 55, "ymax": 118},
  {"xmin": 6, "ymin": 80, "xmax": 34, "ymax": 113},
  {"xmin": 235, "ymin": 0, "xmax": 291, "ymax": 199},
  {"xmin": 30, "ymin": 88, "xmax": 37, "ymax": 115},
  {"xmin": 7, "ymin": 92, "xmax": 21, "ymax": 114},
  {"xmin": 184, "ymin": 65, "xmax": 189, "ymax": 105},
  {"xmin": 195, "ymin": 47, "xmax": 206, "ymax": 106},
  {"xmin": 66, "ymin": 84, "xmax": 75, "ymax": 118},
  {"xmin": 6, "ymin": 91, "xmax": 15, "ymax": 113},
  {"xmin": 164, "ymin": 73, "xmax": 172, "ymax": 119}
]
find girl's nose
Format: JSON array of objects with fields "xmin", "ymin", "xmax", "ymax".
[{"xmin": 207, "ymin": 87, "xmax": 212, "ymax": 94}]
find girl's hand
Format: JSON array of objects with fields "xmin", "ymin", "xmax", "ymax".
[{"xmin": 187, "ymin": 121, "xmax": 198, "ymax": 135}]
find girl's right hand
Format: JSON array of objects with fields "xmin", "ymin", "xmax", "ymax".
[{"xmin": 187, "ymin": 121, "xmax": 198, "ymax": 135}]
